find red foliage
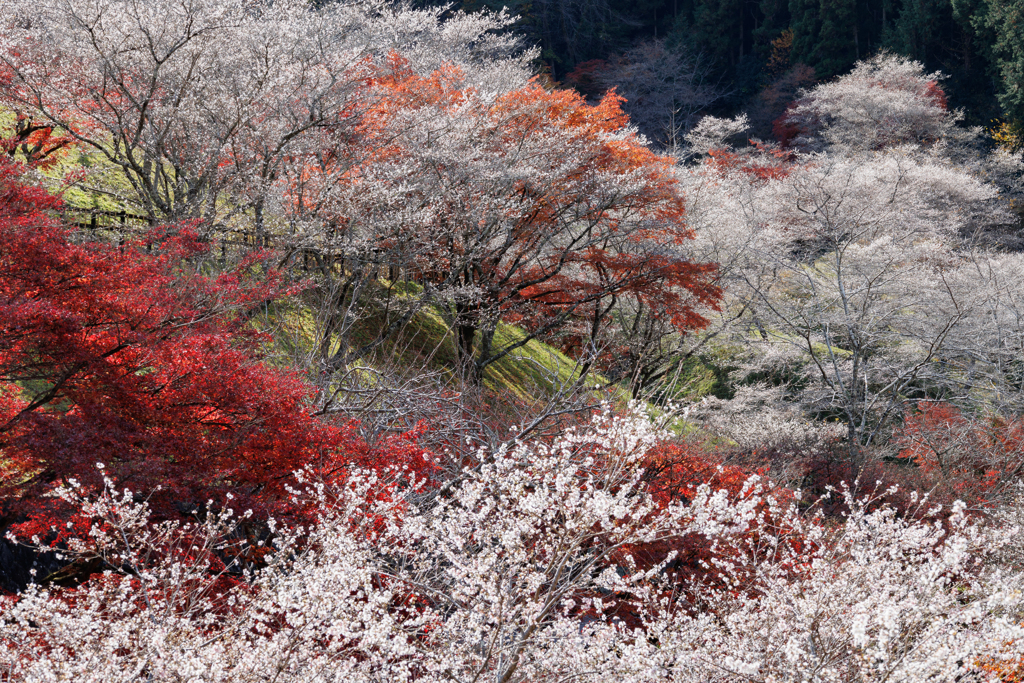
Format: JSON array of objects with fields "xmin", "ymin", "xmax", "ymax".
[
  {"xmin": 563, "ymin": 59, "xmax": 612, "ymax": 100},
  {"xmin": 923, "ymin": 80, "xmax": 949, "ymax": 110},
  {"xmin": 641, "ymin": 441, "xmax": 753, "ymax": 506},
  {"xmin": 602, "ymin": 440, "xmax": 806, "ymax": 624},
  {"xmin": 483, "ymin": 84, "xmax": 720, "ymax": 342},
  {"xmin": 632, "ymin": 442, "xmax": 760, "ymax": 585},
  {"xmin": 0, "ymin": 157, "xmax": 434, "ymax": 535},
  {"xmin": 893, "ymin": 402, "xmax": 1024, "ymax": 507},
  {"xmin": 772, "ymin": 101, "xmax": 806, "ymax": 148},
  {"xmin": 706, "ymin": 146, "xmax": 792, "ymax": 181},
  {"xmin": 2, "ymin": 112, "xmax": 76, "ymax": 169}
]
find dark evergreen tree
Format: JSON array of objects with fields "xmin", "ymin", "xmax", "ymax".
[
  {"xmin": 884, "ymin": 0, "xmax": 995, "ymax": 124},
  {"xmin": 956, "ymin": 0, "xmax": 1024, "ymax": 122},
  {"xmin": 685, "ymin": 0, "xmax": 746, "ymax": 69},
  {"xmin": 414, "ymin": 0, "xmax": 1006, "ymax": 127},
  {"xmin": 790, "ymin": 0, "xmax": 869, "ymax": 78},
  {"xmin": 887, "ymin": 0, "xmax": 952, "ymax": 62},
  {"xmin": 457, "ymin": 0, "xmax": 675, "ymax": 76},
  {"xmin": 753, "ymin": 0, "xmax": 792, "ymax": 60}
]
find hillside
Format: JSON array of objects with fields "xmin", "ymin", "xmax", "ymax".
[{"xmin": 1, "ymin": 1, "xmax": 1024, "ymax": 680}]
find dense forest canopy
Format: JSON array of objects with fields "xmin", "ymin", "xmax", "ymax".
[
  {"xmin": 429, "ymin": 0, "xmax": 1024, "ymax": 131},
  {"xmin": 0, "ymin": 0, "xmax": 1024, "ymax": 680}
]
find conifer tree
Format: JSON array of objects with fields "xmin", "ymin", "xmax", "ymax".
[
  {"xmin": 956, "ymin": 0, "xmax": 1024, "ymax": 122},
  {"xmin": 789, "ymin": 0, "xmax": 859, "ymax": 78}
]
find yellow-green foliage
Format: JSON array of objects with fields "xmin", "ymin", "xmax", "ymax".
[
  {"xmin": 991, "ymin": 118, "xmax": 1024, "ymax": 153},
  {"xmin": 257, "ymin": 296, "xmax": 602, "ymax": 403},
  {"xmin": 658, "ymin": 352, "xmax": 736, "ymax": 402},
  {"xmin": 0, "ymin": 109, "xmax": 137, "ymax": 218}
]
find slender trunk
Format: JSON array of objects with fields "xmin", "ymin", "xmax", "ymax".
[
  {"xmin": 456, "ymin": 261, "xmax": 485, "ymax": 384},
  {"xmin": 455, "ymin": 293, "xmax": 479, "ymax": 383},
  {"xmin": 475, "ymin": 327, "xmax": 496, "ymax": 383},
  {"xmin": 319, "ymin": 279, "xmax": 355, "ymax": 369},
  {"xmin": 739, "ymin": 8, "xmax": 745, "ymax": 61},
  {"xmin": 457, "ymin": 321, "xmax": 480, "ymax": 384},
  {"xmin": 846, "ymin": 426, "xmax": 861, "ymax": 473},
  {"xmin": 254, "ymin": 200, "xmax": 265, "ymax": 248},
  {"xmin": 847, "ymin": 351, "xmax": 864, "ymax": 471}
]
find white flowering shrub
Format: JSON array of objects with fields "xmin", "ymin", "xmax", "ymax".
[
  {"xmin": 687, "ymin": 384, "xmax": 846, "ymax": 452},
  {"xmin": 1, "ymin": 409, "xmax": 1022, "ymax": 682},
  {"xmin": 780, "ymin": 52, "xmax": 958, "ymax": 153},
  {"xmin": 636, "ymin": 489, "xmax": 1024, "ymax": 682}
]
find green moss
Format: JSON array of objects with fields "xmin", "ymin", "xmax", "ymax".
[
  {"xmin": 254, "ymin": 293, "xmax": 616, "ymax": 404},
  {"xmin": 641, "ymin": 348, "xmax": 739, "ymax": 406}
]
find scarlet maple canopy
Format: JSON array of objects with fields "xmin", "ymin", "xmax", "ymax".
[{"xmin": 0, "ymin": 157, "xmax": 378, "ymax": 534}]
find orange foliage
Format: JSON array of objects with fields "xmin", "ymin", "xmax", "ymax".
[
  {"xmin": 977, "ymin": 635, "xmax": 1024, "ymax": 683},
  {"xmin": 2, "ymin": 113, "xmax": 76, "ymax": 169},
  {"xmin": 293, "ymin": 55, "xmax": 719, "ymax": 370}
]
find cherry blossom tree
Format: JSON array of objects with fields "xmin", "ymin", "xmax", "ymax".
[
  {"xmin": 776, "ymin": 51, "xmax": 958, "ymax": 153},
  {"xmin": 690, "ymin": 146, "xmax": 1007, "ymax": 455},
  {"xmin": 1, "ymin": 407, "xmax": 1021, "ymax": 682},
  {"xmin": 0, "ymin": 0, "xmax": 534, "ymax": 229},
  {"xmin": 673, "ymin": 57, "xmax": 1024, "ymax": 461},
  {"xmin": 284, "ymin": 60, "xmax": 720, "ymax": 386}
]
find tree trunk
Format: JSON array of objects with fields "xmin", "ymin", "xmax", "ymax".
[{"xmin": 455, "ymin": 303, "xmax": 481, "ymax": 384}]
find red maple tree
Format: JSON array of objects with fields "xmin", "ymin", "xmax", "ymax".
[
  {"xmin": 291, "ymin": 56, "xmax": 720, "ymax": 382},
  {"xmin": 0, "ymin": 156, "xmax": 436, "ymax": 537},
  {"xmin": 893, "ymin": 401, "xmax": 1024, "ymax": 507}
]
